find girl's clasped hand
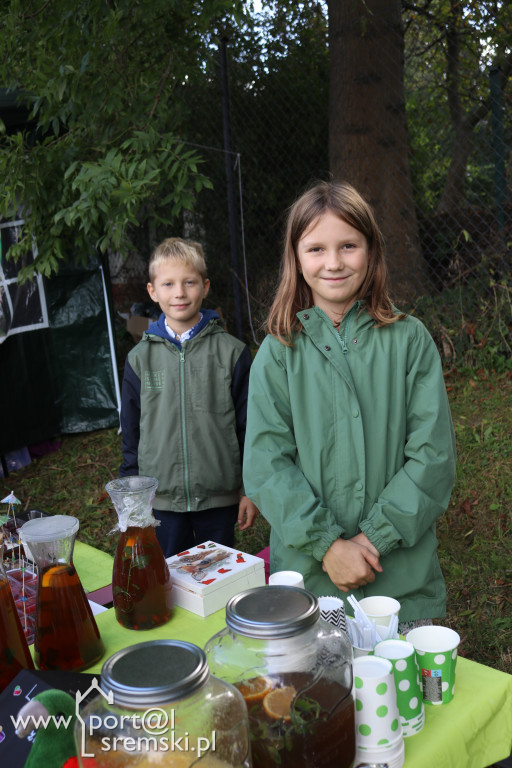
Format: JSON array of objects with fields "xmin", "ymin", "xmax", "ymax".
[{"xmin": 322, "ymin": 532, "xmax": 383, "ymax": 593}]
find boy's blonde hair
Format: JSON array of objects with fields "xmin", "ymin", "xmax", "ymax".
[{"xmin": 149, "ymin": 237, "xmax": 207, "ymax": 282}]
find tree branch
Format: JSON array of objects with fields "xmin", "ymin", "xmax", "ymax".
[
  {"xmin": 145, "ymin": 50, "xmax": 174, "ymax": 127},
  {"xmin": 22, "ymin": 0, "xmax": 52, "ymax": 20}
]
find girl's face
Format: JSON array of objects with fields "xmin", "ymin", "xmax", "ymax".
[{"xmin": 296, "ymin": 210, "xmax": 369, "ymax": 322}]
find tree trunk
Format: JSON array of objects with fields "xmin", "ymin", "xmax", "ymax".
[{"xmin": 327, "ymin": 0, "xmax": 424, "ymax": 301}]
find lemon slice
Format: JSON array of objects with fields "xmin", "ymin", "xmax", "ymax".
[
  {"xmin": 262, "ymin": 685, "xmax": 297, "ymax": 721},
  {"xmin": 236, "ymin": 676, "xmax": 274, "ymax": 702}
]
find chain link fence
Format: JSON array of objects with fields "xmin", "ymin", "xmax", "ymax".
[{"xmin": 111, "ymin": 6, "xmax": 511, "ymax": 367}]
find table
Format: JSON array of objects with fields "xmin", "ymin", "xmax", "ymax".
[{"xmin": 72, "ymin": 541, "xmax": 512, "ymax": 768}]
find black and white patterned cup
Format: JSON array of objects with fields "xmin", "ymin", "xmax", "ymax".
[{"xmin": 318, "ymin": 595, "xmax": 347, "ymax": 632}]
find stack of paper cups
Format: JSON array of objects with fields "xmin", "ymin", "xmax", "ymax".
[
  {"xmin": 353, "ymin": 655, "xmax": 405, "ymax": 768},
  {"xmin": 373, "ymin": 638, "xmax": 425, "ymax": 737}
]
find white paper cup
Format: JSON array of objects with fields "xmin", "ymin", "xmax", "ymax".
[
  {"xmin": 352, "ymin": 645, "xmax": 374, "ymax": 659},
  {"xmin": 353, "ymin": 655, "xmax": 403, "ymax": 761},
  {"xmin": 358, "ymin": 596, "xmax": 401, "ymax": 627},
  {"xmin": 407, "ymin": 625, "xmax": 460, "ymax": 705},
  {"xmin": 355, "ymin": 736, "xmax": 405, "ymax": 768},
  {"xmin": 318, "ymin": 595, "xmax": 347, "ymax": 631},
  {"xmin": 268, "ymin": 570, "xmax": 305, "ymax": 588}
]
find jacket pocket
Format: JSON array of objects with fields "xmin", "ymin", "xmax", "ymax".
[{"xmin": 189, "ymin": 364, "xmax": 229, "ymax": 414}]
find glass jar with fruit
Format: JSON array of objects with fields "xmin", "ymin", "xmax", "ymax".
[
  {"xmin": 75, "ymin": 639, "xmax": 252, "ymax": 767},
  {"xmin": 204, "ymin": 586, "xmax": 355, "ymax": 768}
]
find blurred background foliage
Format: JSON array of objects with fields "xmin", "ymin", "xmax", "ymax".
[{"xmin": 0, "ymin": 0, "xmax": 510, "ymax": 368}]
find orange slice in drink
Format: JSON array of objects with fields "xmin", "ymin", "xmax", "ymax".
[
  {"xmin": 236, "ymin": 676, "xmax": 273, "ymax": 703},
  {"xmin": 262, "ymin": 685, "xmax": 297, "ymax": 721}
]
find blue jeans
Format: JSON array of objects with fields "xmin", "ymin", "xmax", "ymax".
[{"xmin": 153, "ymin": 505, "xmax": 239, "ymax": 558}]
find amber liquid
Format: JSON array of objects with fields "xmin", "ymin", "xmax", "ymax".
[
  {"xmin": 0, "ymin": 577, "xmax": 34, "ymax": 689},
  {"xmin": 35, "ymin": 563, "xmax": 104, "ymax": 671},
  {"xmin": 86, "ymin": 749, "xmax": 235, "ymax": 767},
  {"xmin": 241, "ymin": 672, "xmax": 355, "ymax": 768},
  {"xmin": 112, "ymin": 526, "xmax": 173, "ymax": 630}
]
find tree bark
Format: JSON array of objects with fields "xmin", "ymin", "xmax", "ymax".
[{"xmin": 327, "ymin": 0, "xmax": 424, "ymax": 301}]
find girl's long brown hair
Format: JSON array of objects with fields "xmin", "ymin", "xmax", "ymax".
[{"xmin": 266, "ymin": 180, "xmax": 403, "ymax": 345}]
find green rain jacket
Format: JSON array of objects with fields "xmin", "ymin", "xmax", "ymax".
[
  {"xmin": 120, "ymin": 311, "xmax": 252, "ymax": 512},
  {"xmin": 243, "ymin": 302, "xmax": 456, "ymax": 621}
]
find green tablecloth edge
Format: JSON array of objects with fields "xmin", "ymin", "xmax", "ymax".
[{"xmin": 404, "ymin": 655, "xmax": 512, "ymax": 767}]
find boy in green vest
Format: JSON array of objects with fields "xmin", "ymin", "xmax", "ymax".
[{"xmin": 120, "ymin": 237, "xmax": 258, "ymax": 556}]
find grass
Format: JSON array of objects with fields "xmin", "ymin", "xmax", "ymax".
[
  {"xmin": 2, "ymin": 371, "xmax": 511, "ymax": 674},
  {"xmin": 438, "ymin": 368, "xmax": 512, "ymax": 675}
]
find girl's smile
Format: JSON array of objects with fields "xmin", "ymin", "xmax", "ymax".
[{"xmin": 297, "ymin": 211, "xmax": 369, "ymax": 323}]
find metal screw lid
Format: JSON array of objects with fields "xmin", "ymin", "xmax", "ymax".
[
  {"xmin": 226, "ymin": 586, "xmax": 320, "ymax": 639},
  {"xmin": 100, "ymin": 640, "xmax": 210, "ymax": 707}
]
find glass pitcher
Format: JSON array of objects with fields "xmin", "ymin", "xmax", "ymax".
[
  {"xmin": 205, "ymin": 585, "xmax": 355, "ymax": 768},
  {"xmin": 19, "ymin": 515, "xmax": 104, "ymax": 672},
  {"xmin": 0, "ymin": 533, "xmax": 34, "ymax": 689},
  {"xmin": 75, "ymin": 639, "xmax": 252, "ymax": 767},
  {"xmin": 105, "ymin": 476, "xmax": 173, "ymax": 630}
]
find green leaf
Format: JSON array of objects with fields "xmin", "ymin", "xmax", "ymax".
[{"xmin": 132, "ymin": 554, "xmax": 151, "ymax": 569}]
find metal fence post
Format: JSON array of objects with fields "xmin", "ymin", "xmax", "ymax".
[
  {"xmin": 219, "ymin": 35, "xmax": 244, "ymax": 340},
  {"xmin": 489, "ymin": 66, "xmax": 507, "ymax": 239}
]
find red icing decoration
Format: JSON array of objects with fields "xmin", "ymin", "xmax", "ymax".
[
  {"xmin": 177, "ymin": 550, "xmax": 190, "ymax": 556},
  {"xmin": 217, "ymin": 568, "xmax": 231, "ymax": 574},
  {"xmin": 236, "ymin": 556, "xmax": 246, "ymax": 562},
  {"xmin": 197, "ymin": 544, "xmax": 206, "ymax": 549},
  {"xmin": 201, "ymin": 578, "xmax": 216, "ymax": 585}
]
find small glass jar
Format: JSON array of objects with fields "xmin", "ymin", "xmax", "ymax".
[
  {"xmin": 204, "ymin": 586, "xmax": 355, "ymax": 768},
  {"xmin": 76, "ymin": 639, "xmax": 252, "ymax": 767}
]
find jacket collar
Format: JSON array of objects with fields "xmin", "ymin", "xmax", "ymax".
[
  {"xmin": 296, "ymin": 300, "xmax": 365, "ymax": 330},
  {"xmin": 145, "ymin": 308, "xmax": 220, "ymax": 346}
]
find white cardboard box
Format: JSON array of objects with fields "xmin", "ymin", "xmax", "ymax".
[{"xmin": 166, "ymin": 541, "xmax": 266, "ymax": 617}]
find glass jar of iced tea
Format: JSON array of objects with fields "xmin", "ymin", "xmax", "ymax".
[
  {"xmin": 105, "ymin": 476, "xmax": 173, "ymax": 630},
  {"xmin": 75, "ymin": 639, "xmax": 252, "ymax": 767},
  {"xmin": 0, "ymin": 533, "xmax": 34, "ymax": 689},
  {"xmin": 204, "ymin": 586, "xmax": 355, "ymax": 768},
  {"xmin": 19, "ymin": 515, "xmax": 104, "ymax": 672}
]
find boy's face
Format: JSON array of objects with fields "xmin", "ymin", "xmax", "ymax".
[{"xmin": 147, "ymin": 261, "xmax": 210, "ymax": 335}]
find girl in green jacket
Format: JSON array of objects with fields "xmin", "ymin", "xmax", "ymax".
[{"xmin": 243, "ymin": 181, "xmax": 456, "ymax": 629}]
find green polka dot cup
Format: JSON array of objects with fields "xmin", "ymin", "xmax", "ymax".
[
  {"xmin": 374, "ymin": 638, "xmax": 425, "ymax": 737},
  {"xmin": 353, "ymin": 655, "xmax": 403, "ymax": 752},
  {"xmin": 407, "ymin": 625, "xmax": 460, "ymax": 706}
]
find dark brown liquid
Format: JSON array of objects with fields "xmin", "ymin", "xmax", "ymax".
[
  {"xmin": 35, "ymin": 563, "xmax": 104, "ymax": 671},
  {"xmin": 240, "ymin": 672, "xmax": 355, "ymax": 768},
  {"xmin": 112, "ymin": 526, "xmax": 173, "ymax": 630},
  {"xmin": 0, "ymin": 577, "xmax": 34, "ymax": 689}
]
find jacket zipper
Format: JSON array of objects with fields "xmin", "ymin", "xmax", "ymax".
[
  {"xmin": 334, "ymin": 306, "xmax": 355, "ymax": 355},
  {"xmin": 179, "ymin": 348, "xmax": 191, "ymax": 511}
]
